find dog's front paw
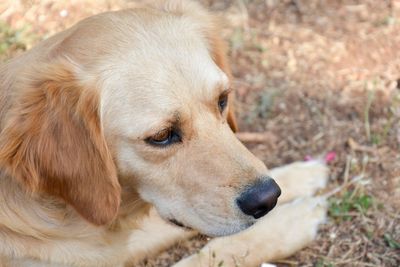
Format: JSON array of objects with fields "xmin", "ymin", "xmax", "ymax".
[
  {"xmin": 269, "ymin": 160, "xmax": 329, "ymax": 203},
  {"xmin": 173, "ymin": 197, "xmax": 327, "ymax": 267},
  {"xmin": 267, "ymin": 196, "xmax": 327, "ymax": 256}
]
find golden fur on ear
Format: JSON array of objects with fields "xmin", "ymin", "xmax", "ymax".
[
  {"xmin": 207, "ymin": 21, "xmax": 238, "ymax": 132},
  {"xmin": 0, "ymin": 61, "xmax": 121, "ymax": 225},
  {"xmin": 226, "ymin": 104, "xmax": 238, "ymax": 132},
  {"xmin": 208, "ymin": 31, "xmax": 238, "ymax": 132}
]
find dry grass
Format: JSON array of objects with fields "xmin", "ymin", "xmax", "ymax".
[{"xmin": 1, "ymin": 0, "xmax": 399, "ymax": 266}]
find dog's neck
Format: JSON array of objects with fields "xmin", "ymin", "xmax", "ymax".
[{"xmin": 111, "ymin": 178, "xmax": 151, "ymax": 230}]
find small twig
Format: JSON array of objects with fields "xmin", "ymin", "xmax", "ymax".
[
  {"xmin": 364, "ymin": 88, "xmax": 375, "ymax": 142},
  {"xmin": 361, "ymin": 154, "xmax": 369, "ymax": 176},
  {"xmin": 321, "ymin": 175, "xmax": 365, "ymax": 199},
  {"xmin": 272, "ymin": 259, "xmax": 298, "ymax": 265},
  {"xmin": 343, "ymin": 155, "xmax": 352, "ymax": 185},
  {"xmin": 236, "ymin": 132, "xmax": 276, "ymax": 143},
  {"xmin": 347, "ymin": 137, "xmax": 376, "ymax": 153}
]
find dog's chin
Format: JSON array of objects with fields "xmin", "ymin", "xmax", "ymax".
[
  {"xmin": 166, "ymin": 217, "xmax": 256, "ymax": 237},
  {"xmin": 155, "ymin": 204, "xmax": 256, "ymax": 237},
  {"xmin": 201, "ymin": 221, "xmax": 255, "ymax": 237}
]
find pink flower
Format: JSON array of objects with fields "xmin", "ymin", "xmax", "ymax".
[
  {"xmin": 304, "ymin": 151, "xmax": 336, "ymax": 163},
  {"xmin": 324, "ymin": 151, "xmax": 336, "ymax": 163}
]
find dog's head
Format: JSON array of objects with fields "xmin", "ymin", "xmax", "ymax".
[{"xmin": 0, "ymin": 1, "xmax": 280, "ymax": 236}]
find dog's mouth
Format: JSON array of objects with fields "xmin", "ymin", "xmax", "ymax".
[{"xmin": 168, "ymin": 218, "xmax": 193, "ymax": 230}]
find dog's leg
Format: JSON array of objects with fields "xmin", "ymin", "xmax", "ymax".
[
  {"xmin": 269, "ymin": 160, "xmax": 329, "ymax": 203},
  {"xmin": 125, "ymin": 208, "xmax": 196, "ymax": 266},
  {"xmin": 173, "ymin": 197, "xmax": 327, "ymax": 267}
]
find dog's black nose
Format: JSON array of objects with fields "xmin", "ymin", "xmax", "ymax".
[{"xmin": 236, "ymin": 178, "xmax": 281, "ymax": 219}]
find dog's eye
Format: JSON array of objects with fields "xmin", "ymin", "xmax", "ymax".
[
  {"xmin": 146, "ymin": 128, "xmax": 181, "ymax": 147},
  {"xmin": 218, "ymin": 94, "xmax": 228, "ymax": 113}
]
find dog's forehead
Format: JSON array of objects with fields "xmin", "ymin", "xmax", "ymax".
[
  {"xmin": 100, "ymin": 18, "xmax": 228, "ymax": 136},
  {"xmin": 124, "ymin": 22, "xmax": 229, "ymax": 95}
]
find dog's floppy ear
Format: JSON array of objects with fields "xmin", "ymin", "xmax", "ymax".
[
  {"xmin": 226, "ymin": 103, "xmax": 238, "ymax": 133},
  {"xmin": 207, "ymin": 27, "xmax": 238, "ymax": 132},
  {"xmin": 0, "ymin": 60, "xmax": 121, "ymax": 225}
]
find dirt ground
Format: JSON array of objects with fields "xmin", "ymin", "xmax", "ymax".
[{"xmin": 1, "ymin": 0, "xmax": 399, "ymax": 266}]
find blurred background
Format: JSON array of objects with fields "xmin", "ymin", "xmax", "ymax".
[{"xmin": 1, "ymin": 0, "xmax": 399, "ymax": 266}]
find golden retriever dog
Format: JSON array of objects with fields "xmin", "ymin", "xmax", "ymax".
[{"xmin": 0, "ymin": 1, "xmax": 328, "ymax": 266}]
